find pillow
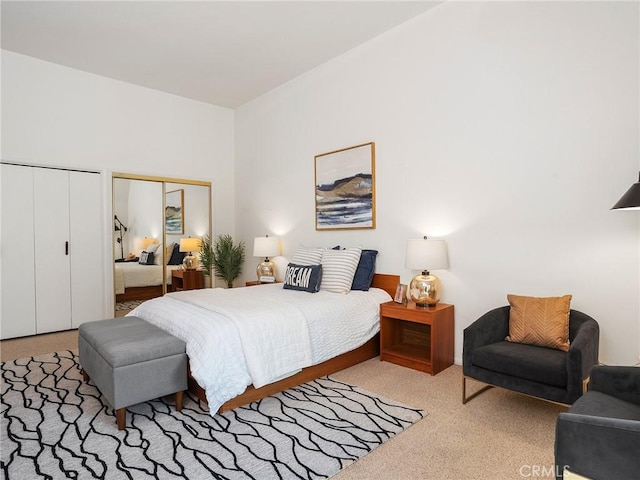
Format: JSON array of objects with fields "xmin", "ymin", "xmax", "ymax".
[
  {"xmin": 351, "ymin": 249, "xmax": 378, "ymax": 291},
  {"xmin": 506, "ymin": 294, "xmax": 572, "ymax": 351},
  {"xmin": 138, "ymin": 251, "xmax": 154, "ymax": 265},
  {"xmin": 144, "ymin": 241, "xmax": 161, "ymax": 254},
  {"xmin": 168, "ymin": 243, "xmax": 186, "ymax": 265},
  {"xmin": 291, "ymin": 246, "xmax": 326, "ymax": 266},
  {"xmin": 165, "ymin": 242, "xmax": 175, "ymax": 264},
  {"xmin": 153, "ymin": 243, "xmax": 164, "ymax": 265},
  {"xmin": 283, "ymin": 263, "xmax": 322, "ymax": 293},
  {"xmin": 320, "ymin": 246, "xmax": 362, "ymax": 294}
]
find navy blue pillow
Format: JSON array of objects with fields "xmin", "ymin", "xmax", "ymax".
[
  {"xmin": 351, "ymin": 249, "xmax": 378, "ymax": 291},
  {"xmin": 283, "ymin": 263, "xmax": 323, "ymax": 293},
  {"xmin": 138, "ymin": 251, "xmax": 154, "ymax": 265},
  {"xmin": 168, "ymin": 243, "xmax": 186, "ymax": 265}
]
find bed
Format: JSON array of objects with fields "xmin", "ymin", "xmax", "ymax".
[
  {"xmin": 129, "ymin": 272, "xmax": 398, "ymax": 414},
  {"xmin": 114, "ymin": 262, "xmax": 180, "ymax": 302}
]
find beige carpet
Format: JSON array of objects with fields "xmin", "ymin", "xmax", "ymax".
[{"xmin": 1, "ymin": 330, "xmax": 566, "ymax": 479}]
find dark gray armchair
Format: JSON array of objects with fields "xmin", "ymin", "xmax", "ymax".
[
  {"xmin": 555, "ymin": 365, "xmax": 640, "ymax": 479},
  {"xmin": 463, "ymin": 306, "xmax": 599, "ymax": 405}
]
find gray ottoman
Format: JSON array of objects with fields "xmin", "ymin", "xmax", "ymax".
[{"xmin": 78, "ymin": 316, "xmax": 188, "ymax": 430}]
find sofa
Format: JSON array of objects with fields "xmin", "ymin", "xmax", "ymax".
[{"xmin": 554, "ymin": 365, "xmax": 640, "ymax": 479}]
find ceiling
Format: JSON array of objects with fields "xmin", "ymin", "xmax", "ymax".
[{"xmin": 1, "ymin": 1, "xmax": 441, "ymax": 108}]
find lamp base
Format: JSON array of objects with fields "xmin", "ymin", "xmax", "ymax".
[
  {"xmin": 183, "ymin": 254, "xmax": 198, "ymax": 271},
  {"xmin": 256, "ymin": 259, "xmax": 275, "ymax": 283},
  {"xmin": 408, "ymin": 271, "xmax": 442, "ymax": 307}
]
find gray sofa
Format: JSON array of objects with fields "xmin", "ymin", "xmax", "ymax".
[
  {"xmin": 555, "ymin": 365, "xmax": 640, "ymax": 479},
  {"xmin": 463, "ymin": 307, "xmax": 599, "ymax": 405}
]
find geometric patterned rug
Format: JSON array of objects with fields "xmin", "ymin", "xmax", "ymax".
[
  {"xmin": 1, "ymin": 351, "xmax": 424, "ymax": 479},
  {"xmin": 115, "ymin": 299, "xmax": 144, "ymax": 311}
]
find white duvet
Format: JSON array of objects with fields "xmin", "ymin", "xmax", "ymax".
[
  {"xmin": 129, "ymin": 283, "xmax": 391, "ymax": 414},
  {"xmin": 114, "ymin": 263, "xmax": 179, "ymax": 295}
]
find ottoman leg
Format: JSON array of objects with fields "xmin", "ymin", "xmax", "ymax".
[
  {"xmin": 82, "ymin": 369, "xmax": 90, "ymax": 382},
  {"xmin": 175, "ymin": 391, "xmax": 184, "ymax": 412},
  {"xmin": 116, "ymin": 408, "xmax": 126, "ymax": 430}
]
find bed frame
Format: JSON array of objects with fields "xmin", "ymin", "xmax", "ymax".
[
  {"xmin": 187, "ymin": 273, "xmax": 399, "ymax": 412},
  {"xmin": 116, "ymin": 285, "xmax": 163, "ymax": 303}
]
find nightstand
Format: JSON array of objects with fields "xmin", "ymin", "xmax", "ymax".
[
  {"xmin": 170, "ymin": 269, "xmax": 205, "ymax": 292},
  {"xmin": 380, "ymin": 301, "xmax": 454, "ymax": 375},
  {"xmin": 245, "ymin": 281, "xmax": 281, "ymax": 286}
]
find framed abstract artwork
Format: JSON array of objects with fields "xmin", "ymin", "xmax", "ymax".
[
  {"xmin": 165, "ymin": 189, "xmax": 184, "ymax": 234},
  {"xmin": 314, "ymin": 142, "xmax": 376, "ymax": 230}
]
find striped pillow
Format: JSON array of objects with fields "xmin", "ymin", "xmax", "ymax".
[
  {"xmin": 291, "ymin": 246, "xmax": 325, "ymax": 266},
  {"xmin": 320, "ymin": 246, "xmax": 362, "ymax": 294}
]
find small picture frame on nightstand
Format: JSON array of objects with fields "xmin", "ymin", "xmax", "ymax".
[{"xmin": 394, "ymin": 283, "xmax": 407, "ymax": 304}]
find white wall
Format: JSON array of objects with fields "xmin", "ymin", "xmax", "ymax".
[
  {"xmin": 2, "ymin": 51, "xmax": 235, "ymax": 312},
  {"xmin": 235, "ymin": 2, "xmax": 640, "ymax": 365}
]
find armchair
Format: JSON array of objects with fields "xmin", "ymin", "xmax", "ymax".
[
  {"xmin": 463, "ymin": 306, "xmax": 599, "ymax": 405},
  {"xmin": 555, "ymin": 365, "xmax": 640, "ymax": 479}
]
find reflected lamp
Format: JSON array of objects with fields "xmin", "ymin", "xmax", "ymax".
[
  {"xmin": 405, "ymin": 236, "xmax": 449, "ymax": 307},
  {"xmin": 179, "ymin": 237, "xmax": 202, "ymax": 271}
]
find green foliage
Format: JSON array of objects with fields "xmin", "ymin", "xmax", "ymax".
[
  {"xmin": 208, "ymin": 234, "xmax": 245, "ymax": 288},
  {"xmin": 198, "ymin": 234, "xmax": 214, "ymax": 278}
]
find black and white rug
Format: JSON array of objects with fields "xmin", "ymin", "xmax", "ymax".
[{"xmin": 1, "ymin": 351, "xmax": 424, "ymax": 479}]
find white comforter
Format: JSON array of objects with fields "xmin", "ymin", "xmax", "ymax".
[
  {"xmin": 129, "ymin": 283, "xmax": 391, "ymax": 414},
  {"xmin": 114, "ymin": 263, "xmax": 178, "ymax": 294}
]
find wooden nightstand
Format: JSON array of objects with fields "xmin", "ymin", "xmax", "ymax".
[
  {"xmin": 245, "ymin": 281, "xmax": 281, "ymax": 286},
  {"xmin": 170, "ymin": 269, "xmax": 205, "ymax": 292},
  {"xmin": 380, "ymin": 301, "xmax": 454, "ymax": 375}
]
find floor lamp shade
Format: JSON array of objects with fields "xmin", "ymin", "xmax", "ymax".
[
  {"xmin": 611, "ymin": 172, "xmax": 640, "ymax": 210},
  {"xmin": 179, "ymin": 237, "xmax": 202, "ymax": 270},
  {"xmin": 253, "ymin": 236, "xmax": 280, "ymax": 282},
  {"xmin": 405, "ymin": 237, "xmax": 449, "ymax": 306}
]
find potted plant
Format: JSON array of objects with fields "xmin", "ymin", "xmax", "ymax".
[
  {"xmin": 201, "ymin": 234, "xmax": 245, "ymax": 288},
  {"xmin": 198, "ymin": 234, "xmax": 214, "ymax": 286}
]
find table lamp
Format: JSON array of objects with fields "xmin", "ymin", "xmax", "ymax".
[
  {"xmin": 179, "ymin": 237, "xmax": 202, "ymax": 270},
  {"xmin": 253, "ymin": 236, "xmax": 280, "ymax": 282},
  {"xmin": 405, "ymin": 236, "xmax": 449, "ymax": 307}
]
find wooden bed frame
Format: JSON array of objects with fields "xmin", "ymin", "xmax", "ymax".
[
  {"xmin": 116, "ymin": 285, "xmax": 163, "ymax": 303},
  {"xmin": 187, "ymin": 272, "xmax": 400, "ymax": 412}
]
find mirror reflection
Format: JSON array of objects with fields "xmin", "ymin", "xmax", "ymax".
[{"xmin": 113, "ymin": 176, "xmax": 211, "ymax": 316}]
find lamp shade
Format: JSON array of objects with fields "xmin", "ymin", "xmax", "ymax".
[
  {"xmin": 179, "ymin": 237, "xmax": 201, "ymax": 253},
  {"xmin": 611, "ymin": 172, "xmax": 640, "ymax": 211},
  {"xmin": 253, "ymin": 236, "xmax": 280, "ymax": 258},
  {"xmin": 134, "ymin": 237, "xmax": 156, "ymax": 253},
  {"xmin": 405, "ymin": 238, "xmax": 449, "ymax": 271}
]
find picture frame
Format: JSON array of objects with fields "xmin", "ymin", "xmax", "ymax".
[
  {"xmin": 165, "ymin": 189, "xmax": 184, "ymax": 234},
  {"xmin": 314, "ymin": 142, "xmax": 375, "ymax": 230},
  {"xmin": 394, "ymin": 283, "xmax": 407, "ymax": 304}
]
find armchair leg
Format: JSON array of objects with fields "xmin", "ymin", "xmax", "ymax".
[{"xmin": 462, "ymin": 376, "xmax": 494, "ymax": 404}]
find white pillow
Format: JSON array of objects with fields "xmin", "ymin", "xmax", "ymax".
[
  {"xmin": 291, "ymin": 246, "xmax": 326, "ymax": 266},
  {"xmin": 320, "ymin": 246, "xmax": 362, "ymax": 294},
  {"xmin": 145, "ymin": 241, "xmax": 161, "ymax": 254},
  {"xmin": 153, "ymin": 243, "xmax": 164, "ymax": 265},
  {"xmin": 165, "ymin": 242, "xmax": 175, "ymax": 265}
]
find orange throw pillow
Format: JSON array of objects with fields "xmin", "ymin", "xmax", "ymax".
[{"xmin": 506, "ymin": 294, "xmax": 572, "ymax": 351}]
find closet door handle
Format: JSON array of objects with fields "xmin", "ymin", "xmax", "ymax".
[{"xmin": 65, "ymin": 241, "xmax": 69, "ymax": 255}]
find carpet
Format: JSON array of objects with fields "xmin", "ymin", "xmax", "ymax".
[{"xmin": 1, "ymin": 351, "xmax": 424, "ymax": 479}]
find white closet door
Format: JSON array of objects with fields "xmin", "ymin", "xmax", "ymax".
[
  {"xmin": 0, "ymin": 164, "xmax": 36, "ymax": 339},
  {"xmin": 34, "ymin": 168, "xmax": 72, "ymax": 334},
  {"xmin": 69, "ymin": 171, "xmax": 104, "ymax": 327}
]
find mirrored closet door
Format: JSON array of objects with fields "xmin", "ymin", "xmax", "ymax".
[{"xmin": 112, "ymin": 174, "xmax": 211, "ymax": 313}]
